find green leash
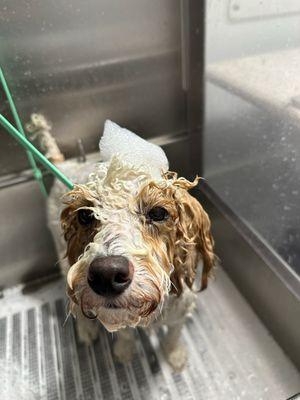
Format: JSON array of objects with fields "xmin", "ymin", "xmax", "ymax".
[{"xmin": 0, "ymin": 67, "xmax": 74, "ymax": 192}]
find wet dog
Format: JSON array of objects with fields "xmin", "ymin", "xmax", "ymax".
[{"xmin": 39, "ymin": 117, "xmax": 215, "ymax": 370}]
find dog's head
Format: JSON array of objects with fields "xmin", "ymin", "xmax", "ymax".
[{"xmin": 60, "ymin": 122, "xmax": 215, "ymax": 331}]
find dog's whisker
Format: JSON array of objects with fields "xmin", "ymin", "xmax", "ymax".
[
  {"xmin": 170, "ymin": 280, "xmax": 178, "ymax": 292},
  {"xmin": 63, "ymin": 310, "xmax": 72, "ymax": 327}
]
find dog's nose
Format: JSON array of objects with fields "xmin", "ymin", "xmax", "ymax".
[{"xmin": 87, "ymin": 256, "xmax": 133, "ymax": 297}]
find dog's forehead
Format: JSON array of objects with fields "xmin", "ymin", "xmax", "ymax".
[{"xmin": 87, "ymin": 157, "xmax": 164, "ymax": 209}]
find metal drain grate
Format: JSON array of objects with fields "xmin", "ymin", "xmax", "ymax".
[{"xmin": 0, "ymin": 269, "xmax": 299, "ymax": 400}]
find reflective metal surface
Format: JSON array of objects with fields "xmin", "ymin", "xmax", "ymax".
[
  {"xmin": 0, "ymin": 0, "xmax": 185, "ymax": 175},
  {"xmin": 1, "ymin": 269, "xmax": 299, "ymax": 400},
  {"xmin": 0, "ymin": 178, "xmax": 57, "ymax": 288},
  {"xmin": 205, "ymin": 1, "xmax": 300, "ymax": 273},
  {"xmin": 190, "ymin": 0, "xmax": 300, "ymax": 370},
  {"xmin": 196, "ymin": 184, "xmax": 300, "ymax": 370}
]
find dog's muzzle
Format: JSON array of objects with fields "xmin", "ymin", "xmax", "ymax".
[{"xmin": 87, "ymin": 256, "xmax": 133, "ymax": 297}]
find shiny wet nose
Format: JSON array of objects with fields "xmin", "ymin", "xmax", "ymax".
[{"xmin": 87, "ymin": 256, "xmax": 133, "ymax": 297}]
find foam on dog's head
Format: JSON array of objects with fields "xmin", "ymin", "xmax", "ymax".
[{"xmin": 99, "ymin": 120, "xmax": 169, "ymax": 179}]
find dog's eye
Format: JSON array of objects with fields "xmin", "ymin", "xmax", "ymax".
[
  {"xmin": 147, "ymin": 207, "xmax": 169, "ymax": 222},
  {"xmin": 77, "ymin": 209, "xmax": 94, "ymax": 225}
]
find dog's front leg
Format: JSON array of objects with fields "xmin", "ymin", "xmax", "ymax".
[
  {"xmin": 73, "ymin": 305, "xmax": 99, "ymax": 344},
  {"xmin": 161, "ymin": 321, "xmax": 188, "ymax": 372},
  {"xmin": 113, "ymin": 328, "xmax": 135, "ymax": 364},
  {"xmin": 161, "ymin": 289, "xmax": 196, "ymax": 371}
]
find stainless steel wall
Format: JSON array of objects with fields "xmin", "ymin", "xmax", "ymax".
[
  {"xmin": 0, "ymin": 0, "xmax": 185, "ymax": 175},
  {"xmin": 0, "ymin": 179, "xmax": 56, "ymax": 288},
  {"xmin": 0, "ymin": 1, "xmax": 200, "ymax": 287},
  {"xmin": 203, "ymin": 0, "xmax": 300, "ymax": 369},
  {"xmin": 205, "ymin": 0, "xmax": 300, "ymax": 273}
]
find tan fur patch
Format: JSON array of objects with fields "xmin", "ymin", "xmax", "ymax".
[
  {"xmin": 137, "ymin": 173, "xmax": 215, "ymax": 295},
  {"xmin": 61, "ymin": 186, "xmax": 99, "ymax": 265}
]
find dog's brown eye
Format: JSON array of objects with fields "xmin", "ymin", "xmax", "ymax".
[
  {"xmin": 147, "ymin": 207, "xmax": 169, "ymax": 222},
  {"xmin": 77, "ymin": 209, "xmax": 94, "ymax": 225}
]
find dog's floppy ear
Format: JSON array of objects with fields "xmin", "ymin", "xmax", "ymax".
[
  {"xmin": 60, "ymin": 186, "xmax": 98, "ymax": 266},
  {"xmin": 60, "ymin": 205, "xmax": 80, "ymax": 265},
  {"xmin": 171, "ymin": 180, "xmax": 215, "ymax": 295}
]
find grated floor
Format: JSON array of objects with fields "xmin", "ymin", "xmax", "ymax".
[{"xmin": 0, "ymin": 268, "xmax": 299, "ymax": 400}]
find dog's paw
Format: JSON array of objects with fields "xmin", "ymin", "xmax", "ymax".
[
  {"xmin": 76, "ymin": 320, "xmax": 99, "ymax": 345},
  {"xmin": 165, "ymin": 344, "xmax": 187, "ymax": 372},
  {"xmin": 113, "ymin": 338, "xmax": 134, "ymax": 364}
]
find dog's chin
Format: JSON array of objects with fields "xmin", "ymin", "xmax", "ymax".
[
  {"xmin": 96, "ymin": 307, "xmax": 142, "ymax": 332},
  {"xmin": 69, "ymin": 292, "xmax": 158, "ymax": 332}
]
